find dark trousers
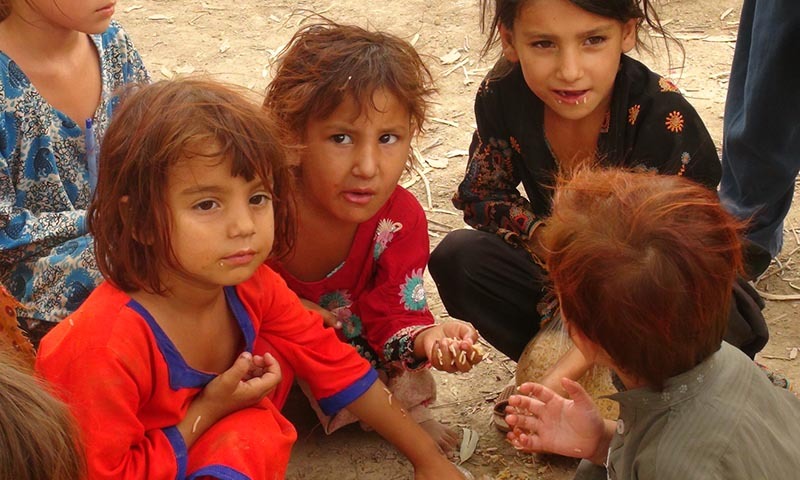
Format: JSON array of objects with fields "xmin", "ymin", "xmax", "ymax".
[
  {"xmin": 429, "ymin": 229, "xmax": 547, "ymax": 361},
  {"xmin": 430, "ymin": 229, "xmax": 769, "ymax": 362},
  {"xmin": 719, "ymin": 0, "xmax": 800, "ymax": 276}
]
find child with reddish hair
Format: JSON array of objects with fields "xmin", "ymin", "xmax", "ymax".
[
  {"xmin": 36, "ymin": 79, "xmax": 464, "ymax": 479},
  {"xmin": 0, "ymin": 343, "xmax": 85, "ymax": 480},
  {"xmin": 265, "ymin": 22, "xmax": 482, "ymax": 453},
  {"xmin": 505, "ymin": 167, "xmax": 800, "ymax": 478}
]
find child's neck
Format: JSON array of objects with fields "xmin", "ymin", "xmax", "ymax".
[
  {"xmin": 130, "ymin": 281, "xmax": 243, "ymax": 374},
  {"xmin": 0, "ymin": 11, "xmax": 86, "ymax": 57},
  {"xmin": 281, "ymin": 197, "xmax": 359, "ymax": 282},
  {"xmin": 543, "ymin": 101, "xmax": 609, "ymax": 173},
  {"xmin": 0, "ymin": 13, "xmax": 100, "ymax": 124}
]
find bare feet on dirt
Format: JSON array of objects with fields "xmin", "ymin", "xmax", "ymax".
[{"xmin": 420, "ymin": 418, "xmax": 460, "ymax": 455}]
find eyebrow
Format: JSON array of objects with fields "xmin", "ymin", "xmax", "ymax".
[
  {"xmin": 520, "ymin": 24, "xmax": 615, "ymax": 39},
  {"xmin": 179, "ymin": 185, "xmax": 228, "ymax": 196}
]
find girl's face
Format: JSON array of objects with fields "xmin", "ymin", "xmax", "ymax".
[
  {"xmin": 163, "ymin": 146, "xmax": 275, "ymax": 290},
  {"xmin": 299, "ymin": 88, "xmax": 412, "ymax": 226},
  {"xmin": 500, "ymin": 0, "xmax": 636, "ymax": 123},
  {"xmin": 14, "ymin": 0, "xmax": 115, "ymax": 34}
]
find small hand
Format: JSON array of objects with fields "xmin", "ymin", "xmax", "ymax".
[
  {"xmin": 300, "ymin": 298, "xmax": 340, "ymax": 329},
  {"xmin": 504, "ymin": 378, "xmax": 605, "ymax": 458},
  {"xmin": 419, "ymin": 321, "xmax": 483, "ymax": 373},
  {"xmin": 201, "ymin": 351, "xmax": 282, "ymax": 419}
]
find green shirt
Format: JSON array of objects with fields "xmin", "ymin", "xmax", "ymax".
[{"xmin": 604, "ymin": 342, "xmax": 800, "ymax": 479}]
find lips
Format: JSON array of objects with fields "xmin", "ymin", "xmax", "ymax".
[
  {"xmin": 554, "ymin": 89, "xmax": 589, "ymax": 105},
  {"xmin": 342, "ymin": 189, "xmax": 375, "ymax": 205},
  {"xmin": 221, "ymin": 250, "xmax": 256, "ymax": 266},
  {"xmin": 96, "ymin": 3, "xmax": 116, "ymax": 16}
]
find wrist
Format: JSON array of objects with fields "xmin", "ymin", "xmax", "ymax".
[{"xmin": 587, "ymin": 419, "xmax": 616, "ymax": 465}]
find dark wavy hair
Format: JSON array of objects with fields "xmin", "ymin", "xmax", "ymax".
[
  {"xmin": 89, "ymin": 79, "xmax": 296, "ymax": 294},
  {"xmin": 544, "ymin": 167, "xmax": 744, "ymax": 388},
  {"xmin": 264, "ymin": 21, "xmax": 436, "ymax": 142},
  {"xmin": 479, "ymin": 0, "xmax": 679, "ymax": 78}
]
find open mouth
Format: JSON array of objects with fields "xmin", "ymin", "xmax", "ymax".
[
  {"xmin": 554, "ymin": 90, "xmax": 589, "ymax": 105},
  {"xmin": 342, "ymin": 190, "xmax": 375, "ymax": 205}
]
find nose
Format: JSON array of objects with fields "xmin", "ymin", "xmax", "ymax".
[
  {"xmin": 228, "ymin": 201, "xmax": 256, "ymax": 238},
  {"xmin": 352, "ymin": 143, "xmax": 378, "ymax": 178},
  {"xmin": 556, "ymin": 47, "xmax": 583, "ymax": 83}
]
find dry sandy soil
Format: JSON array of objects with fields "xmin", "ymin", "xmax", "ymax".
[{"xmin": 117, "ymin": 1, "xmax": 799, "ymax": 478}]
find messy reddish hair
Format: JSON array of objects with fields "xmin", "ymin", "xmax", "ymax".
[
  {"xmin": 264, "ymin": 21, "xmax": 435, "ymax": 141},
  {"xmin": 89, "ymin": 79, "xmax": 295, "ymax": 294},
  {"xmin": 543, "ymin": 168, "xmax": 744, "ymax": 388}
]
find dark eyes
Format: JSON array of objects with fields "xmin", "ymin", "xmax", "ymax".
[{"xmin": 250, "ymin": 193, "xmax": 271, "ymax": 206}]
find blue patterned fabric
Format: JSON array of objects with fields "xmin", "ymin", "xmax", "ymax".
[{"xmin": 0, "ymin": 21, "xmax": 149, "ymax": 323}]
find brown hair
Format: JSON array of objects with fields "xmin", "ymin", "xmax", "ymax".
[
  {"xmin": 543, "ymin": 168, "xmax": 743, "ymax": 388},
  {"xmin": 89, "ymin": 78, "xmax": 296, "ymax": 294},
  {"xmin": 479, "ymin": 0, "xmax": 679, "ymax": 78},
  {"xmin": 0, "ymin": 346, "xmax": 85, "ymax": 480},
  {"xmin": 264, "ymin": 21, "xmax": 435, "ymax": 142}
]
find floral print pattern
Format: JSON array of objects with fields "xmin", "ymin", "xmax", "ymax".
[
  {"xmin": 665, "ymin": 111, "xmax": 685, "ymax": 133},
  {"xmin": 373, "ymin": 218, "xmax": 402, "ymax": 260},
  {"xmin": 1, "ymin": 22, "xmax": 149, "ymax": 323},
  {"xmin": 399, "ymin": 268, "xmax": 428, "ymax": 312},
  {"xmin": 659, "ymin": 77, "xmax": 680, "ymax": 93},
  {"xmin": 628, "ymin": 104, "xmax": 641, "ymax": 125}
]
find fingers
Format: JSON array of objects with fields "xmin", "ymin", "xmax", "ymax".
[
  {"xmin": 561, "ymin": 377, "xmax": 592, "ymax": 409},
  {"xmin": 441, "ymin": 320, "xmax": 480, "ymax": 343},
  {"xmin": 300, "ymin": 298, "xmax": 341, "ymax": 329},
  {"xmin": 506, "ymin": 430, "xmax": 542, "ymax": 453},
  {"xmin": 517, "ymin": 382, "xmax": 557, "ymax": 403},
  {"xmin": 430, "ymin": 338, "xmax": 480, "ymax": 372},
  {"xmin": 320, "ymin": 311, "xmax": 342, "ymax": 329},
  {"xmin": 507, "ymin": 393, "xmax": 545, "ymax": 416}
]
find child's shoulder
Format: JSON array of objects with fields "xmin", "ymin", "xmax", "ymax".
[
  {"xmin": 619, "ymin": 55, "xmax": 686, "ymax": 104},
  {"xmin": 36, "ymin": 283, "xmax": 151, "ymax": 359},
  {"xmin": 375, "ymin": 187, "xmax": 427, "ymax": 225}
]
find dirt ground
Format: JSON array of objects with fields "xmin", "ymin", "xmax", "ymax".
[{"xmin": 117, "ymin": 1, "xmax": 799, "ymax": 478}]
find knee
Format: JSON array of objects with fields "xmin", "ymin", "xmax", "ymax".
[{"xmin": 429, "ymin": 229, "xmax": 486, "ymax": 283}]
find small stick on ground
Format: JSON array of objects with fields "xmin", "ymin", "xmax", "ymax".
[{"xmin": 411, "ymin": 146, "xmax": 433, "ymax": 209}]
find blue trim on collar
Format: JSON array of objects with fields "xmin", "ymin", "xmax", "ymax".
[
  {"xmin": 126, "ymin": 299, "xmax": 215, "ymax": 390},
  {"xmin": 318, "ymin": 368, "xmax": 379, "ymax": 416},
  {"xmin": 187, "ymin": 465, "xmax": 251, "ymax": 480},
  {"xmin": 126, "ymin": 289, "xmax": 256, "ymax": 391},
  {"xmin": 162, "ymin": 426, "xmax": 188, "ymax": 479},
  {"xmin": 224, "ymin": 286, "xmax": 255, "ymax": 352}
]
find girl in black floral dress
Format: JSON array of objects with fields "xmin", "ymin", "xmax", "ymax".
[{"xmin": 430, "ymin": 0, "xmax": 766, "ymax": 411}]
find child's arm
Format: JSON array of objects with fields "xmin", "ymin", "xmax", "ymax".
[
  {"xmin": 505, "ymin": 379, "xmax": 615, "ymax": 465},
  {"xmin": 176, "ymin": 352, "xmax": 281, "ymax": 448},
  {"xmin": 347, "ymin": 381, "xmax": 466, "ymax": 479},
  {"xmin": 452, "ymin": 77, "xmax": 540, "ymax": 244},
  {"xmin": 537, "ymin": 345, "xmax": 591, "ymax": 397},
  {"xmin": 299, "ymin": 298, "xmax": 341, "ymax": 329}
]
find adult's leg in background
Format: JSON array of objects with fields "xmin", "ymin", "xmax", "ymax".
[{"xmin": 719, "ymin": 0, "xmax": 800, "ymax": 278}]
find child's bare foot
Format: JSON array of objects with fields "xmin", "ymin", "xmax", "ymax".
[{"xmin": 420, "ymin": 419, "xmax": 459, "ymax": 455}]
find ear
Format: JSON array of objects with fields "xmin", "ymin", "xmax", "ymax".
[
  {"xmin": 498, "ymin": 24, "xmax": 520, "ymax": 63},
  {"xmin": 620, "ymin": 18, "xmax": 638, "ymax": 53}
]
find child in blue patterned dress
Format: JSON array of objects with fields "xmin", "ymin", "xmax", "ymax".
[
  {"xmin": 0, "ymin": 0, "xmax": 150, "ymax": 347},
  {"xmin": 265, "ymin": 22, "xmax": 484, "ymax": 453}
]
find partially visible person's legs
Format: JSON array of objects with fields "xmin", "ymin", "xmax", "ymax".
[
  {"xmin": 719, "ymin": 0, "xmax": 800, "ymax": 278},
  {"xmin": 429, "ymin": 229, "xmax": 546, "ymax": 361}
]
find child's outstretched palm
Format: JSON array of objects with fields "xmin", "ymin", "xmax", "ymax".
[{"xmin": 505, "ymin": 379, "xmax": 606, "ymax": 458}]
